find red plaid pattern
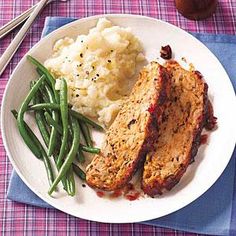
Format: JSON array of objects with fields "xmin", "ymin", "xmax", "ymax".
[{"xmin": 0, "ymin": 0, "xmax": 236, "ymax": 235}]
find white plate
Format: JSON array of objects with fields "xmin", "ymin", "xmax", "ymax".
[{"xmin": 1, "ymin": 14, "xmax": 236, "ymax": 223}]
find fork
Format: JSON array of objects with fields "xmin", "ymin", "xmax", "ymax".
[
  {"xmin": 0, "ymin": 0, "xmax": 67, "ymax": 40},
  {"xmin": 0, "ymin": 0, "xmax": 49, "ymax": 77}
]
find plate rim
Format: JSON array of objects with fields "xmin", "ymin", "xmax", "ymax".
[{"xmin": 1, "ymin": 13, "xmax": 236, "ymax": 223}]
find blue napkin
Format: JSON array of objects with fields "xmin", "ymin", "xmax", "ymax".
[{"xmin": 7, "ymin": 17, "xmax": 236, "ymax": 236}]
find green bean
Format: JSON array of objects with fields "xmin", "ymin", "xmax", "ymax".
[
  {"xmin": 70, "ymin": 110, "xmax": 103, "ymax": 131},
  {"xmin": 38, "ymin": 70, "xmax": 52, "ymax": 89},
  {"xmin": 33, "ymin": 92, "xmax": 50, "ymax": 146},
  {"xmin": 29, "ymin": 103, "xmax": 103, "ymax": 130},
  {"xmin": 38, "ymin": 85, "xmax": 50, "ymax": 103},
  {"xmin": 30, "ymin": 80, "xmax": 35, "ymax": 89},
  {"xmin": 18, "ymin": 97, "xmax": 65, "ymax": 190},
  {"xmin": 34, "ymin": 141, "xmax": 54, "ymax": 186},
  {"xmin": 48, "ymin": 116, "xmax": 80, "ymax": 195},
  {"xmin": 12, "ymin": 110, "xmax": 54, "ymax": 186},
  {"xmin": 44, "ymin": 84, "xmax": 55, "ymax": 103},
  {"xmin": 68, "ymin": 121, "xmax": 73, "ymax": 139},
  {"xmin": 79, "ymin": 123, "xmax": 88, "ymax": 146},
  {"xmin": 80, "ymin": 122, "xmax": 93, "ymax": 147},
  {"xmin": 36, "ymin": 67, "xmax": 44, "ymax": 77},
  {"xmin": 13, "ymin": 108, "xmax": 69, "ymax": 191},
  {"xmin": 85, "ymin": 123, "xmax": 93, "ymax": 147},
  {"xmin": 11, "ymin": 110, "xmax": 18, "ymax": 119},
  {"xmin": 80, "ymin": 144, "xmax": 100, "ymax": 154},
  {"xmin": 56, "ymin": 78, "xmax": 69, "ymax": 167},
  {"xmin": 37, "ymin": 112, "xmax": 66, "ymax": 190},
  {"xmin": 67, "ymin": 120, "xmax": 74, "ymax": 150},
  {"xmin": 44, "ymin": 83, "xmax": 59, "ymax": 156},
  {"xmin": 17, "ymin": 77, "xmax": 45, "ymax": 158},
  {"xmin": 76, "ymin": 148, "xmax": 85, "ymax": 163},
  {"xmin": 65, "ymin": 166, "xmax": 75, "ymax": 196},
  {"xmin": 34, "ymin": 108, "xmax": 50, "ymax": 146},
  {"xmin": 72, "ymin": 163, "xmax": 86, "ymax": 181},
  {"xmin": 28, "ymin": 103, "xmax": 59, "ymax": 111},
  {"xmin": 44, "ymin": 111, "xmax": 62, "ymax": 134},
  {"xmin": 27, "ymin": 55, "xmax": 59, "ymax": 103}
]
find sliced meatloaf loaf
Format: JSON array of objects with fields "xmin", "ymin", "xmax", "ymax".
[
  {"xmin": 86, "ymin": 62, "xmax": 171, "ymax": 191},
  {"xmin": 142, "ymin": 61, "xmax": 208, "ymax": 196}
]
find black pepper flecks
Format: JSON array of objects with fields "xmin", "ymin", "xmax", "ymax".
[
  {"xmin": 108, "ymin": 60, "xmax": 111, "ymax": 63},
  {"xmin": 96, "ymin": 74, "xmax": 99, "ymax": 77},
  {"xmin": 80, "ymin": 53, "xmax": 83, "ymax": 58}
]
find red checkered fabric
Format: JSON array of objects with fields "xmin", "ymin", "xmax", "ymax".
[{"xmin": 0, "ymin": 0, "xmax": 235, "ymax": 235}]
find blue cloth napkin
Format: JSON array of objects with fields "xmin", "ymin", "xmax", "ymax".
[{"xmin": 7, "ymin": 17, "xmax": 236, "ymax": 236}]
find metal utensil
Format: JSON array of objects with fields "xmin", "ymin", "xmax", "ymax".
[
  {"xmin": 0, "ymin": 0, "xmax": 49, "ymax": 77},
  {"xmin": 0, "ymin": 0, "xmax": 67, "ymax": 40}
]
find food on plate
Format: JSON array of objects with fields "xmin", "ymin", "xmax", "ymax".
[
  {"xmin": 44, "ymin": 18, "xmax": 145, "ymax": 127},
  {"xmin": 12, "ymin": 16, "xmax": 217, "ymax": 199},
  {"xmin": 86, "ymin": 53, "xmax": 216, "ymax": 196},
  {"xmin": 86, "ymin": 62, "xmax": 171, "ymax": 191},
  {"xmin": 205, "ymin": 100, "xmax": 217, "ymax": 131},
  {"xmin": 13, "ymin": 55, "xmax": 103, "ymax": 196},
  {"xmin": 141, "ymin": 61, "xmax": 210, "ymax": 196}
]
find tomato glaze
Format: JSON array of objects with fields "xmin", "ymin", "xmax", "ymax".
[{"xmin": 200, "ymin": 134, "xmax": 208, "ymax": 145}]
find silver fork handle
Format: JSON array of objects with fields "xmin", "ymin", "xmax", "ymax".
[
  {"xmin": 0, "ymin": 0, "xmax": 52, "ymax": 40},
  {"xmin": 0, "ymin": 0, "xmax": 49, "ymax": 77}
]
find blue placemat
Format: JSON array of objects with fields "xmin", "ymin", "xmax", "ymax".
[{"xmin": 7, "ymin": 17, "xmax": 236, "ymax": 236}]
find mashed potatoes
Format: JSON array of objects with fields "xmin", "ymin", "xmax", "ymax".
[{"xmin": 45, "ymin": 18, "xmax": 144, "ymax": 127}]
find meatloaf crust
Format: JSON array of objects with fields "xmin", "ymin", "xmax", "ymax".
[
  {"xmin": 86, "ymin": 62, "xmax": 171, "ymax": 191},
  {"xmin": 142, "ymin": 61, "xmax": 208, "ymax": 196}
]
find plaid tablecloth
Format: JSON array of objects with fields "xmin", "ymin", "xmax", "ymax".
[{"xmin": 0, "ymin": 1, "xmax": 236, "ymax": 235}]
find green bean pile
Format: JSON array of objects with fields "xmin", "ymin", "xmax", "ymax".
[{"xmin": 12, "ymin": 55, "xmax": 103, "ymax": 196}]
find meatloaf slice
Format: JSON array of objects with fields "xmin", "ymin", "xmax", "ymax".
[
  {"xmin": 86, "ymin": 62, "xmax": 171, "ymax": 191},
  {"xmin": 142, "ymin": 61, "xmax": 208, "ymax": 196}
]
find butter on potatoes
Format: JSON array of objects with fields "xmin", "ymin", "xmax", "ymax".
[{"xmin": 44, "ymin": 18, "xmax": 145, "ymax": 127}]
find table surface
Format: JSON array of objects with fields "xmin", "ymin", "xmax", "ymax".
[{"xmin": 0, "ymin": 0, "xmax": 235, "ymax": 235}]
